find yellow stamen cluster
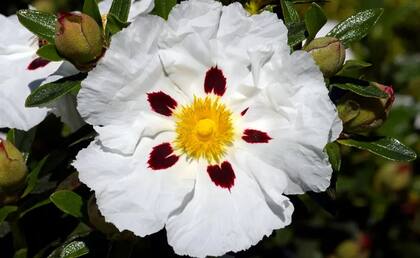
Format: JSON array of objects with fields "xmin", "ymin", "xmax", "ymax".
[{"xmin": 174, "ymin": 96, "xmax": 234, "ymax": 164}]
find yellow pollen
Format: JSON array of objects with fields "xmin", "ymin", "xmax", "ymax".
[
  {"xmin": 174, "ymin": 96, "xmax": 234, "ymax": 164},
  {"xmin": 196, "ymin": 119, "xmax": 215, "ymax": 139}
]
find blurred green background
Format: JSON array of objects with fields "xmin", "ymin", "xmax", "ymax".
[{"xmin": 0, "ymin": 0, "xmax": 419, "ymax": 257}]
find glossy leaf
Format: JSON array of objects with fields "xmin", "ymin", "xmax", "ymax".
[
  {"xmin": 280, "ymin": 0, "xmax": 300, "ymax": 26},
  {"xmin": 106, "ymin": 14, "xmax": 130, "ymax": 35},
  {"xmin": 327, "ymin": 8, "xmax": 384, "ymax": 47},
  {"xmin": 152, "ymin": 0, "xmax": 177, "ymax": 20},
  {"xmin": 287, "ymin": 21, "xmax": 307, "ymax": 47},
  {"xmin": 25, "ymin": 75, "xmax": 82, "ymax": 107},
  {"xmin": 304, "ymin": 3, "xmax": 327, "ymax": 43},
  {"xmin": 332, "ymin": 82, "xmax": 388, "ymax": 98},
  {"xmin": 0, "ymin": 206, "xmax": 18, "ymax": 224},
  {"xmin": 83, "ymin": 0, "xmax": 103, "ymax": 28},
  {"xmin": 50, "ymin": 190, "xmax": 84, "ymax": 218},
  {"xmin": 326, "ymin": 142, "xmax": 341, "ymax": 171},
  {"xmin": 36, "ymin": 44, "xmax": 62, "ymax": 62},
  {"xmin": 17, "ymin": 10, "xmax": 57, "ymax": 43},
  {"xmin": 338, "ymin": 137, "xmax": 417, "ymax": 161},
  {"xmin": 59, "ymin": 241, "xmax": 89, "ymax": 258},
  {"xmin": 109, "ymin": 0, "xmax": 131, "ymax": 22},
  {"xmin": 21, "ymin": 156, "xmax": 49, "ymax": 198}
]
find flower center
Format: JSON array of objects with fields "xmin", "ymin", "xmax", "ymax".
[
  {"xmin": 174, "ymin": 96, "xmax": 234, "ymax": 164},
  {"xmin": 196, "ymin": 119, "xmax": 215, "ymax": 140}
]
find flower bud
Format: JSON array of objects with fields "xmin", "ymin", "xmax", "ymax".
[
  {"xmin": 55, "ymin": 13, "xmax": 104, "ymax": 71},
  {"xmin": 304, "ymin": 37, "xmax": 345, "ymax": 78},
  {"xmin": 337, "ymin": 84, "xmax": 395, "ymax": 134},
  {"xmin": 0, "ymin": 139, "xmax": 27, "ymax": 192}
]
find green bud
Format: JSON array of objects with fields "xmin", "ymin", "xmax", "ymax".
[
  {"xmin": 0, "ymin": 139, "xmax": 27, "ymax": 192},
  {"xmin": 55, "ymin": 13, "xmax": 104, "ymax": 71},
  {"xmin": 337, "ymin": 83, "xmax": 395, "ymax": 134},
  {"xmin": 304, "ymin": 37, "xmax": 345, "ymax": 78}
]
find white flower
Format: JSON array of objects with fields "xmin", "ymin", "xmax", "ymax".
[
  {"xmin": 0, "ymin": 14, "xmax": 61, "ymax": 131},
  {"xmin": 74, "ymin": 0, "xmax": 342, "ymax": 257},
  {"xmin": 0, "ymin": 0, "xmax": 153, "ymax": 131}
]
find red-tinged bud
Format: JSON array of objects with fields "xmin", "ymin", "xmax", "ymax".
[
  {"xmin": 304, "ymin": 37, "xmax": 346, "ymax": 78},
  {"xmin": 0, "ymin": 139, "xmax": 27, "ymax": 193},
  {"xmin": 337, "ymin": 83, "xmax": 395, "ymax": 134},
  {"xmin": 55, "ymin": 12, "xmax": 104, "ymax": 71}
]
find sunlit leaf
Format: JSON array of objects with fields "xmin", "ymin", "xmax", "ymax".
[
  {"xmin": 338, "ymin": 137, "xmax": 417, "ymax": 161},
  {"xmin": 17, "ymin": 10, "xmax": 57, "ymax": 43},
  {"xmin": 327, "ymin": 8, "xmax": 384, "ymax": 47},
  {"xmin": 59, "ymin": 241, "xmax": 89, "ymax": 258},
  {"xmin": 25, "ymin": 74, "xmax": 83, "ymax": 108}
]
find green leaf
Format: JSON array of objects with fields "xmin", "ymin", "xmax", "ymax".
[
  {"xmin": 36, "ymin": 44, "xmax": 63, "ymax": 61},
  {"xmin": 14, "ymin": 249, "xmax": 28, "ymax": 258},
  {"xmin": 7, "ymin": 128, "xmax": 37, "ymax": 153},
  {"xmin": 304, "ymin": 3, "xmax": 327, "ymax": 43},
  {"xmin": 0, "ymin": 206, "xmax": 18, "ymax": 224},
  {"xmin": 106, "ymin": 14, "xmax": 130, "ymax": 35},
  {"xmin": 280, "ymin": 0, "xmax": 300, "ymax": 26},
  {"xmin": 83, "ymin": 0, "xmax": 103, "ymax": 28},
  {"xmin": 152, "ymin": 0, "xmax": 177, "ymax": 20},
  {"xmin": 21, "ymin": 156, "xmax": 49, "ymax": 198},
  {"xmin": 338, "ymin": 137, "xmax": 417, "ymax": 161},
  {"xmin": 327, "ymin": 8, "xmax": 384, "ymax": 47},
  {"xmin": 20, "ymin": 199, "xmax": 51, "ymax": 218},
  {"xmin": 325, "ymin": 142, "xmax": 341, "ymax": 171},
  {"xmin": 337, "ymin": 60, "xmax": 372, "ymax": 76},
  {"xmin": 17, "ymin": 10, "xmax": 57, "ymax": 43},
  {"xmin": 332, "ymin": 82, "xmax": 388, "ymax": 98},
  {"xmin": 25, "ymin": 75, "xmax": 83, "ymax": 108},
  {"xmin": 109, "ymin": 0, "xmax": 131, "ymax": 22},
  {"xmin": 50, "ymin": 190, "xmax": 84, "ymax": 218},
  {"xmin": 287, "ymin": 21, "xmax": 307, "ymax": 47},
  {"xmin": 59, "ymin": 241, "xmax": 89, "ymax": 258}
]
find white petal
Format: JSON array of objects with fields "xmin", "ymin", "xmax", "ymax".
[
  {"xmin": 166, "ymin": 158, "xmax": 293, "ymax": 257},
  {"xmin": 158, "ymin": 0, "xmax": 222, "ymax": 97},
  {"xmin": 78, "ymin": 15, "xmax": 184, "ymax": 154},
  {"xmin": 0, "ymin": 52, "xmax": 61, "ymax": 130},
  {"xmin": 0, "ymin": 15, "xmax": 34, "ymax": 54},
  {"xmin": 129, "ymin": 0, "xmax": 155, "ymax": 20},
  {"xmin": 73, "ymin": 132, "xmax": 196, "ymax": 236},
  {"xmin": 240, "ymin": 49, "xmax": 342, "ymax": 194}
]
